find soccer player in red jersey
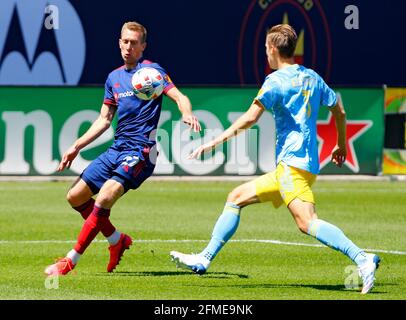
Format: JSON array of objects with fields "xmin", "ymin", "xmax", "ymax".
[{"xmin": 45, "ymin": 21, "xmax": 200, "ymax": 276}]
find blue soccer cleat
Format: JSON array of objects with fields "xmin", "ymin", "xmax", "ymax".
[
  {"xmin": 358, "ymin": 253, "xmax": 381, "ymax": 294},
  {"xmin": 170, "ymin": 251, "xmax": 210, "ymax": 275}
]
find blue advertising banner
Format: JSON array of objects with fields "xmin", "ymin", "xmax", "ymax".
[{"xmin": 0, "ymin": 0, "xmax": 404, "ymax": 86}]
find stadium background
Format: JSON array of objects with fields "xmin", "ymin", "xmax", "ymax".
[
  {"xmin": 0, "ymin": 0, "xmax": 405, "ymax": 176},
  {"xmin": 0, "ymin": 0, "xmax": 406, "ymax": 304}
]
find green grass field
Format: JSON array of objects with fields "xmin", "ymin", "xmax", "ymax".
[{"xmin": 0, "ymin": 179, "xmax": 405, "ymax": 300}]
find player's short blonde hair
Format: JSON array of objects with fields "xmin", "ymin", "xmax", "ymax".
[
  {"xmin": 266, "ymin": 24, "xmax": 297, "ymax": 58},
  {"xmin": 121, "ymin": 21, "xmax": 147, "ymax": 43}
]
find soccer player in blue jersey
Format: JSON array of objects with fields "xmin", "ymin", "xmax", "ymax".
[
  {"xmin": 170, "ymin": 24, "xmax": 380, "ymax": 294},
  {"xmin": 45, "ymin": 21, "xmax": 200, "ymax": 276}
]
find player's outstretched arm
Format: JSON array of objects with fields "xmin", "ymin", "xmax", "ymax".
[
  {"xmin": 329, "ymin": 98, "xmax": 347, "ymax": 168},
  {"xmin": 57, "ymin": 104, "xmax": 117, "ymax": 171},
  {"xmin": 189, "ymin": 101, "xmax": 264, "ymax": 159},
  {"xmin": 166, "ymin": 87, "xmax": 201, "ymax": 133}
]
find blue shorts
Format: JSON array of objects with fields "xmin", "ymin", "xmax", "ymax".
[{"xmin": 80, "ymin": 146, "xmax": 156, "ymax": 194}]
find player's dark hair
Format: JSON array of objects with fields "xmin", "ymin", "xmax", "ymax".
[
  {"xmin": 121, "ymin": 21, "xmax": 147, "ymax": 43},
  {"xmin": 266, "ymin": 24, "xmax": 297, "ymax": 58}
]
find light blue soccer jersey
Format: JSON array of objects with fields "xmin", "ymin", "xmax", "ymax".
[{"xmin": 255, "ymin": 64, "xmax": 337, "ymax": 174}]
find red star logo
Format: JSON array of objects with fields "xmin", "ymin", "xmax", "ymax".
[{"xmin": 317, "ymin": 113, "xmax": 372, "ymax": 173}]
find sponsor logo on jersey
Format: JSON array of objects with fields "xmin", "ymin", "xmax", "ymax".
[{"xmin": 117, "ymin": 90, "xmax": 135, "ymax": 99}]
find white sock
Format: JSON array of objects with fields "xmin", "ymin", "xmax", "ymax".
[
  {"xmin": 67, "ymin": 249, "xmax": 81, "ymax": 265},
  {"xmin": 107, "ymin": 230, "xmax": 121, "ymax": 245},
  {"xmin": 198, "ymin": 253, "xmax": 211, "ymax": 269}
]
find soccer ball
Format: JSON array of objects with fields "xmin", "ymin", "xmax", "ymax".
[{"xmin": 131, "ymin": 67, "xmax": 164, "ymax": 100}]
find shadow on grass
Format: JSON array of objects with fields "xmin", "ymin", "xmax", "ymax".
[
  {"xmin": 96, "ymin": 270, "xmax": 249, "ymax": 279},
  {"xmin": 185, "ymin": 282, "xmax": 386, "ymax": 294}
]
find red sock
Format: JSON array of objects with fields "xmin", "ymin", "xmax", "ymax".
[
  {"xmin": 74, "ymin": 206, "xmax": 112, "ymax": 254},
  {"xmin": 74, "ymin": 198, "xmax": 95, "ymax": 220},
  {"xmin": 73, "ymin": 199, "xmax": 116, "ymax": 237}
]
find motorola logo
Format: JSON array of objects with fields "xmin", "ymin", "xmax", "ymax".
[
  {"xmin": 118, "ymin": 90, "xmax": 135, "ymax": 99},
  {"xmin": 0, "ymin": 0, "xmax": 86, "ymax": 85}
]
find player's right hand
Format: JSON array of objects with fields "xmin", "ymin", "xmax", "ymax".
[
  {"xmin": 58, "ymin": 146, "xmax": 80, "ymax": 171},
  {"xmin": 188, "ymin": 141, "xmax": 216, "ymax": 159}
]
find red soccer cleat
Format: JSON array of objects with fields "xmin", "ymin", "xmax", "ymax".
[
  {"xmin": 107, "ymin": 233, "xmax": 133, "ymax": 272},
  {"xmin": 44, "ymin": 257, "xmax": 75, "ymax": 276}
]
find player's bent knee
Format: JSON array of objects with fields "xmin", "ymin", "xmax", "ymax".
[
  {"xmin": 66, "ymin": 190, "xmax": 78, "ymax": 206},
  {"xmin": 96, "ymin": 194, "xmax": 114, "ymax": 207},
  {"xmin": 297, "ymin": 222, "xmax": 309, "ymax": 234},
  {"xmin": 226, "ymin": 185, "xmax": 257, "ymax": 208},
  {"xmin": 296, "ymin": 217, "xmax": 313, "ymax": 234},
  {"xmin": 96, "ymin": 192, "xmax": 121, "ymax": 208},
  {"xmin": 66, "ymin": 192, "xmax": 87, "ymax": 208},
  {"xmin": 227, "ymin": 187, "xmax": 245, "ymax": 206},
  {"xmin": 227, "ymin": 189, "xmax": 239, "ymax": 203}
]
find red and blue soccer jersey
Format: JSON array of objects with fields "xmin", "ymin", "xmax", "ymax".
[
  {"xmin": 80, "ymin": 58, "xmax": 175, "ymax": 193},
  {"xmin": 103, "ymin": 58, "xmax": 174, "ymax": 150}
]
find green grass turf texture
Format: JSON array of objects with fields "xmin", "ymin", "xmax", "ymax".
[{"xmin": 0, "ymin": 180, "xmax": 405, "ymax": 300}]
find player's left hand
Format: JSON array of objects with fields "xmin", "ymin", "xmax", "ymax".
[
  {"xmin": 331, "ymin": 145, "xmax": 347, "ymax": 168},
  {"xmin": 182, "ymin": 114, "xmax": 201, "ymax": 133}
]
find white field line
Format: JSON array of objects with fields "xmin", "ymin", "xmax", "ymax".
[
  {"xmin": 0, "ymin": 238, "xmax": 405, "ymax": 255},
  {"xmin": 1, "ymin": 175, "xmax": 406, "ymax": 182}
]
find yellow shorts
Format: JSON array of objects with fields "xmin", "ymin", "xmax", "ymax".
[{"xmin": 254, "ymin": 162, "xmax": 316, "ymax": 208}]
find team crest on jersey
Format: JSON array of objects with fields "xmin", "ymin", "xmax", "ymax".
[
  {"xmin": 164, "ymin": 74, "xmax": 173, "ymax": 84},
  {"xmin": 238, "ymin": 0, "xmax": 332, "ymax": 85}
]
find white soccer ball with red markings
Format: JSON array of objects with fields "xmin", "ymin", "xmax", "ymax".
[{"xmin": 131, "ymin": 67, "xmax": 164, "ymax": 100}]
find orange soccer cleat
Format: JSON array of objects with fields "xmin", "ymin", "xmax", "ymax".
[
  {"xmin": 107, "ymin": 233, "xmax": 133, "ymax": 272},
  {"xmin": 44, "ymin": 257, "xmax": 75, "ymax": 276}
]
